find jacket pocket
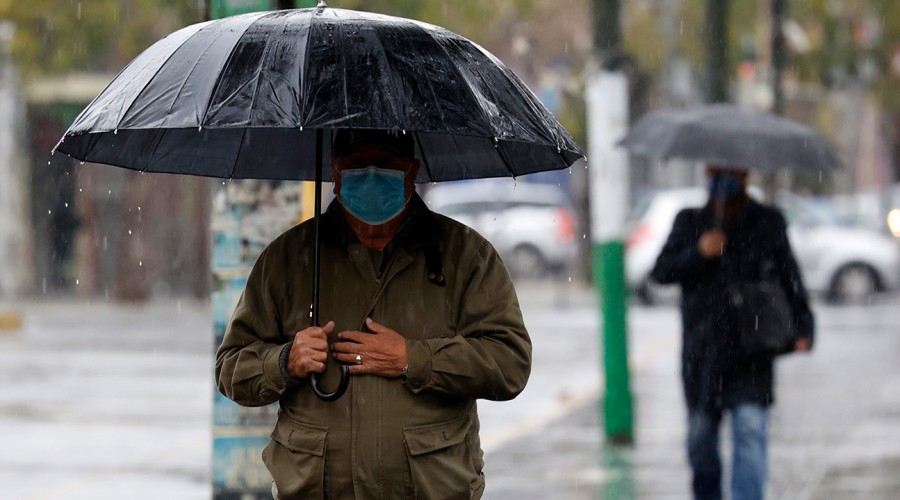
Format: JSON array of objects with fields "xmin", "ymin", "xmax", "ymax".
[
  {"xmin": 404, "ymin": 415, "xmax": 483, "ymax": 500},
  {"xmin": 262, "ymin": 421, "xmax": 327, "ymax": 500}
]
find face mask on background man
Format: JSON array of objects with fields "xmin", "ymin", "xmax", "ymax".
[{"xmin": 708, "ymin": 171, "xmax": 742, "ymax": 202}]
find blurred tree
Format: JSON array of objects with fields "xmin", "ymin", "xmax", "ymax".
[{"xmin": 0, "ymin": 0, "xmax": 200, "ymax": 77}]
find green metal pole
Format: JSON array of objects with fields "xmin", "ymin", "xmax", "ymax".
[
  {"xmin": 595, "ymin": 240, "xmax": 633, "ymax": 442},
  {"xmin": 589, "ymin": 0, "xmax": 633, "ymax": 446}
]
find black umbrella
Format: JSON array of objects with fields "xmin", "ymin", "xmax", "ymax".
[
  {"xmin": 54, "ymin": 4, "xmax": 583, "ymax": 401},
  {"xmin": 618, "ymin": 104, "xmax": 843, "ymax": 172}
]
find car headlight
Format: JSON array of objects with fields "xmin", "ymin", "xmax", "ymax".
[{"xmin": 888, "ymin": 209, "xmax": 900, "ymax": 238}]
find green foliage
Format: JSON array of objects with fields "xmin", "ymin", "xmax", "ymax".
[
  {"xmin": 330, "ymin": 0, "xmax": 533, "ymax": 50},
  {"xmin": 0, "ymin": 0, "xmax": 200, "ymax": 77}
]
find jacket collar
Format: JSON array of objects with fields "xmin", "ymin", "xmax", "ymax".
[
  {"xmin": 322, "ymin": 192, "xmax": 445, "ymax": 286},
  {"xmin": 321, "ymin": 192, "xmax": 439, "ymax": 253}
]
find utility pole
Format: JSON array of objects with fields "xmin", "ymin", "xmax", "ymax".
[
  {"xmin": 764, "ymin": 0, "xmax": 787, "ymax": 201},
  {"xmin": 589, "ymin": 0, "xmax": 633, "ymax": 445},
  {"xmin": 771, "ymin": 0, "xmax": 786, "ymax": 116},
  {"xmin": 706, "ymin": 0, "xmax": 730, "ymax": 103}
]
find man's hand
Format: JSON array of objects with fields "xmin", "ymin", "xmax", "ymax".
[
  {"xmin": 794, "ymin": 338, "xmax": 812, "ymax": 352},
  {"xmin": 286, "ymin": 321, "xmax": 335, "ymax": 378},
  {"xmin": 332, "ymin": 318, "xmax": 408, "ymax": 377},
  {"xmin": 698, "ymin": 229, "xmax": 728, "ymax": 259}
]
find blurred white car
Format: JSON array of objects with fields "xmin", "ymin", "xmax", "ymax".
[
  {"xmin": 625, "ymin": 187, "xmax": 900, "ymax": 304},
  {"xmin": 423, "ymin": 180, "xmax": 576, "ymax": 279}
]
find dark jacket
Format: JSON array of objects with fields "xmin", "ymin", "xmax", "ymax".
[
  {"xmin": 215, "ymin": 193, "xmax": 532, "ymax": 499},
  {"xmin": 651, "ymin": 198, "xmax": 814, "ymax": 412}
]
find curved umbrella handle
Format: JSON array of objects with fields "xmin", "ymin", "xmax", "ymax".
[{"xmin": 310, "ymin": 364, "xmax": 350, "ymax": 402}]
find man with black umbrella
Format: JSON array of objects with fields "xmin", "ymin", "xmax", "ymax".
[
  {"xmin": 650, "ymin": 166, "xmax": 814, "ymax": 500},
  {"xmin": 216, "ymin": 129, "xmax": 532, "ymax": 499}
]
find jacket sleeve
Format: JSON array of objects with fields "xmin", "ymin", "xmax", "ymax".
[
  {"xmin": 403, "ymin": 240, "xmax": 532, "ymax": 401},
  {"xmin": 650, "ymin": 209, "xmax": 712, "ymax": 285},
  {"xmin": 215, "ymin": 248, "xmax": 292, "ymax": 407},
  {"xmin": 771, "ymin": 211, "xmax": 816, "ymax": 344}
]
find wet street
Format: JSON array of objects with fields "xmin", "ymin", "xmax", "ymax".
[{"xmin": 1, "ymin": 284, "xmax": 899, "ymax": 499}]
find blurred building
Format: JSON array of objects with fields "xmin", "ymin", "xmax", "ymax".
[
  {"xmin": 0, "ymin": 38, "xmax": 29, "ymax": 300},
  {"xmin": 22, "ymin": 73, "xmax": 213, "ymax": 301}
]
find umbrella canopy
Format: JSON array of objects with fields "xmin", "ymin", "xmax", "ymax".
[
  {"xmin": 53, "ymin": 4, "xmax": 583, "ymax": 402},
  {"xmin": 54, "ymin": 6, "xmax": 583, "ymax": 181},
  {"xmin": 618, "ymin": 104, "xmax": 842, "ymax": 173}
]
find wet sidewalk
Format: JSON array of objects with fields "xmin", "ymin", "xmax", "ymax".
[
  {"xmin": 1, "ymin": 286, "xmax": 899, "ymax": 499},
  {"xmin": 484, "ymin": 286, "xmax": 900, "ymax": 499}
]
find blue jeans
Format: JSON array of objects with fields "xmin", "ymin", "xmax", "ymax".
[{"xmin": 687, "ymin": 404, "xmax": 768, "ymax": 500}]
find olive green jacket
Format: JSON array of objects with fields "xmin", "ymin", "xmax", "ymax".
[{"xmin": 215, "ymin": 194, "xmax": 532, "ymax": 499}]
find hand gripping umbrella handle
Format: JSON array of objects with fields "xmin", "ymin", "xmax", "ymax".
[{"xmin": 309, "ymin": 129, "xmax": 350, "ymax": 402}]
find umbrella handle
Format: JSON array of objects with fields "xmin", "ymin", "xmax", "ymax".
[{"xmin": 310, "ymin": 364, "xmax": 350, "ymax": 401}]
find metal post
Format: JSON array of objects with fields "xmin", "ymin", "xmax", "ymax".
[
  {"xmin": 587, "ymin": 73, "xmax": 633, "ymax": 445},
  {"xmin": 589, "ymin": 0, "xmax": 633, "ymax": 445},
  {"xmin": 763, "ymin": 0, "xmax": 787, "ymax": 202},
  {"xmin": 771, "ymin": 0, "xmax": 786, "ymax": 116},
  {"xmin": 706, "ymin": 0, "xmax": 730, "ymax": 103}
]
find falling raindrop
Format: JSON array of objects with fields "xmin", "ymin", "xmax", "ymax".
[
  {"xmin": 47, "ymin": 210, "xmax": 51, "ymax": 215},
  {"xmin": 113, "ymin": 129, "xmax": 118, "ymax": 135},
  {"xmin": 128, "ymin": 230, "xmax": 132, "ymax": 235},
  {"xmin": 568, "ymin": 276, "xmax": 572, "ymax": 283},
  {"xmin": 42, "ymin": 278, "xmax": 46, "ymax": 295},
  {"xmin": 198, "ymin": 126, "xmax": 203, "ymax": 132},
  {"xmin": 75, "ymin": 279, "xmax": 80, "ymax": 285},
  {"xmin": 64, "ymin": 203, "xmax": 68, "ymax": 208},
  {"xmin": 47, "ymin": 161, "xmax": 51, "ymax": 165},
  {"xmin": 139, "ymin": 261, "xmax": 143, "ymax": 266}
]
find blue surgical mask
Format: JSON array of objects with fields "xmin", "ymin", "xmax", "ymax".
[
  {"xmin": 339, "ymin": 166, "xmax": 408, "ymax": 225},
  {"xmin": 708, "ymin": 171, "xmax": 742, "ymax": 201}
]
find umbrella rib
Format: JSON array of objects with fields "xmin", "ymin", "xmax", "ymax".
[
  {"xmin": 413, "ymin": 132, "xmax": 435, "ymax": 182},
  {"xmin": 246, "ymin": 17, "xmax": 287, "ymax": 124},
  {"xmin": 230, "ymin": 127, "xmax": 249, "ymax": 179},
  {"xmin": 199, "ymin": 12, "xmax": 272, "ymax": 127},
  {"xmin": 141, "ymin": 128, "xmax": 168, "ymax": 173},
  {"xmin": 299, "ymin": 8, "xmax": 316, "ymax": 126},
  {"xmin": 427, "ymin": 30, "xmax": 508, "ymax": 167},
  {"xmin": 431, "ymin": 31, "xmax": 493, "ymax": 134}
]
